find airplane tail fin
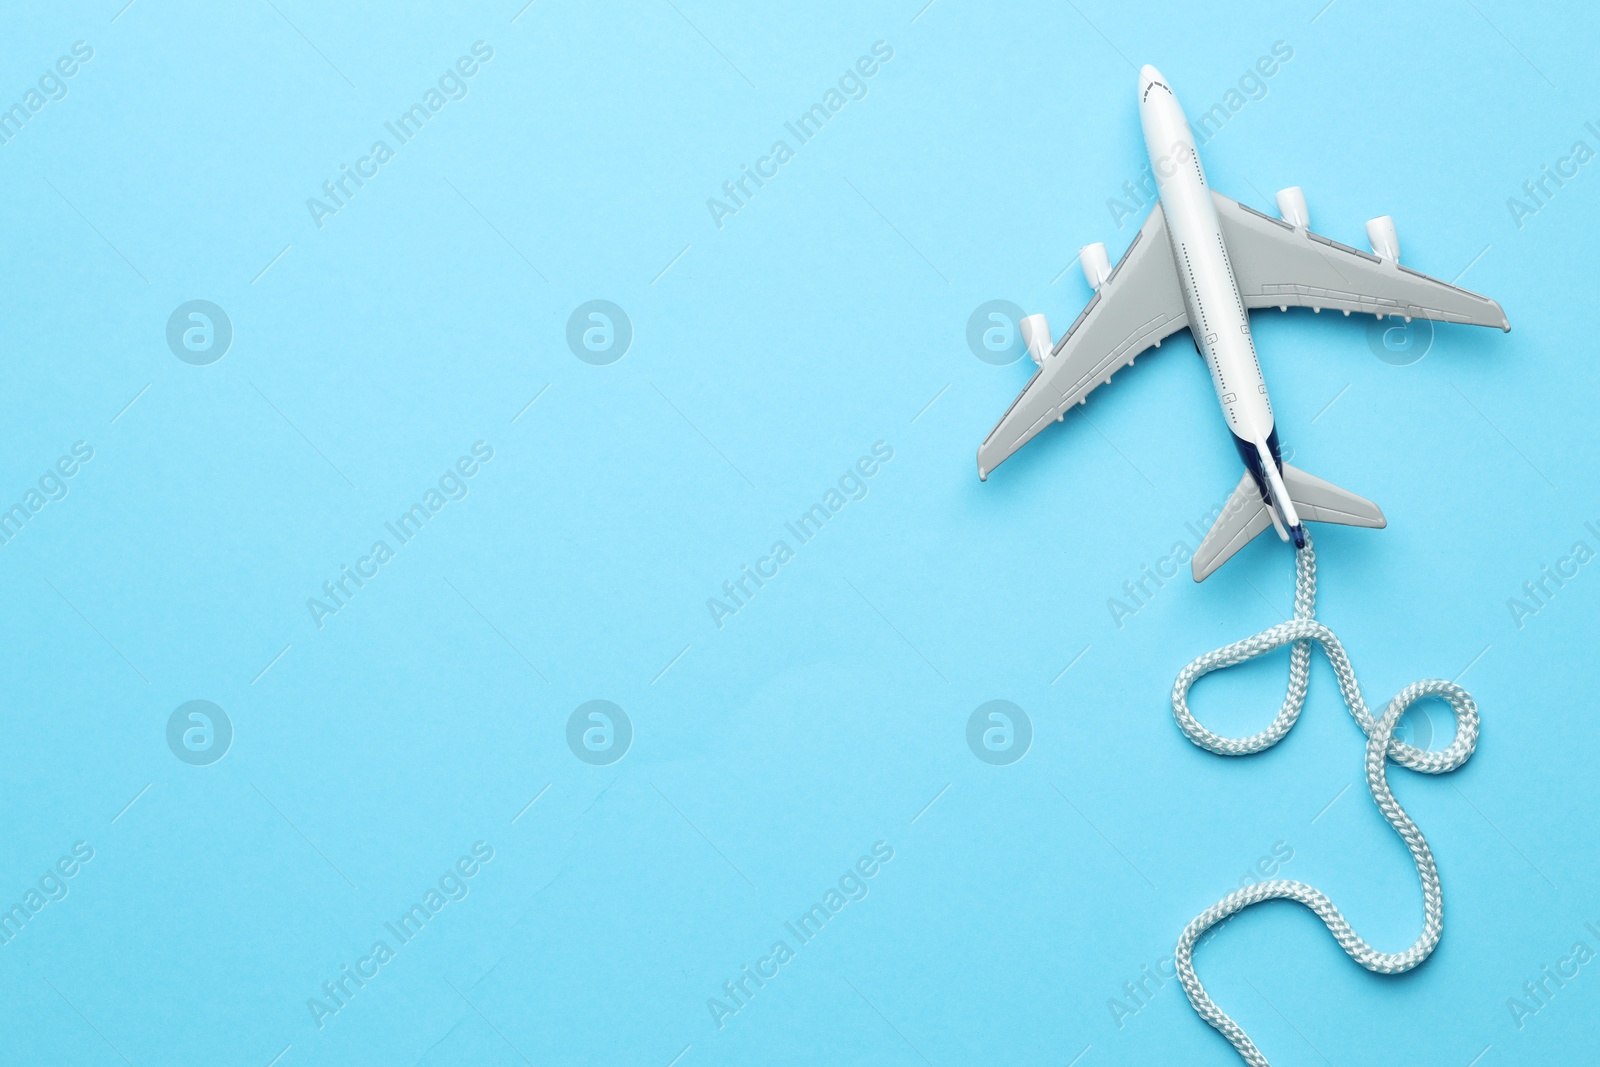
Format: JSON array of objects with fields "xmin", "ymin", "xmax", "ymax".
[{"xmin": 1191, "ymin": 464, "xmax": 1386, "ymax": 581}]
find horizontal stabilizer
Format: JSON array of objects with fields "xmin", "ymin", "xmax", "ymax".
[
  {"xmin": 1280, "ymin": 463, "xmax": 1386, "ymax": 528},
  {"xmin": 1192, "ymin": 464, "xmax": 1386, "ymax": 581},
  {"xmin": 1193, "ymin": 472, "xmax": 1273, "ymax": 582}
]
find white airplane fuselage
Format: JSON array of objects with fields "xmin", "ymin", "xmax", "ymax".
[{"xmin": 1137, "ymin": 65, "xmax": 1302, "ymax": 543}]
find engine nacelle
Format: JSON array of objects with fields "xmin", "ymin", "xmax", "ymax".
[
  {"xmin": 1080, "ymin": 242, "xmax": 1112, "ymax": 291},
  {"xmin": 1365, "ymin": 216, "xmax": 1399, "ymax": 263},
  {"xmin": 1276, "ymin": 186, "xmax": 1309, "ymax": 229},
  {"xmin": 1020, "ymin": 313, "xmax": 1052, "ymax": 366}
]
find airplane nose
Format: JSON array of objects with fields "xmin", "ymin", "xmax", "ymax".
[{"xmin": 1139, "ymin": 64, "xmax": 1163, "ymax": 91}]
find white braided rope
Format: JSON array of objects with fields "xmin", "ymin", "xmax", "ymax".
[{"xmin": 1170, "ymin": 535, "xmax": 1479, "ymax": 1066}]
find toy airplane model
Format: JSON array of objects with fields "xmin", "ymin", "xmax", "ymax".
[{"xmin": 977, "ymin": 65, "xmax": 1510, "ymax": 580}]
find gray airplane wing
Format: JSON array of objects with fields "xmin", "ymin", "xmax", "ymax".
[
  {"xmin": 1211, "ymin": 192, "xmax": 1509, "ymax": 329},
  {"xmin": 977, "ymin": 205, "xmax": 1189, "ymax": 480}
]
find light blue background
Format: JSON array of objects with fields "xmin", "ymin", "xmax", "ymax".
[{"xmin": 1, "ymin": 0, "xmax": 1596, "ymax": 1063}]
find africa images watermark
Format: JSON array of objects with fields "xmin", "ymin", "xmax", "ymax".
[
  {"xmin": 967, "ymin": 700, "xmax": 1032, "ymax": 766},
  {"xmin": 1107, "ymin": 841, "xmax": 1294, "ymax": 1030},
  {"xmin": 1105, "ymin": 41, "xmax": 1295, "ymax": 230},
  {"xmin": 1505, "ymin": 914, "xmax": 1600, "ymax": 1032},
  {"xmin": 0, "ymin": 841, "xmax": 96, "ymax": 949},
  {"xmin": 166, "ymin": 700, "xmax": 233, "ymax": 766},
  {"xmin": 166, "ymin": 300, "xmax": 233, "ymax": 365},
  {"xmin": 705, "ymin": 441, "xmax": 894, "ymax": 629},
  {"xmin": 705, "ymin": 41, "xmax": 896, "ymax": 230},
  {"xmin": 1104, "ymin": 447, "xmax": 1307, "ymax": 628},
  {"xmin": 0, "ymin": 40, "xmax": 95, "ymax": 148},
  {"xmin": 305, "ymin": 41, "xmax": 496, "ymax": 229},
  {"xmin": 566, "ymin": 700, "xmax": 632, "ymax": 766},
  {"xmin": 306, "ymin": 441, "xmax": 495, "ymax": 629},
  {"xmin": 1503, "ymin": 518, "xmax": 1600, "ymax": 630},
  {"xmin": 0, "ymin": 441, "xmax": 95, "ymax": 550},
  {"xmin": 1505, "ymin": 121, "xmax": 1600, "ymax": 231},
  {"xmin": 307, "ymin": 841, "xmax": 495, "ymax": 1029},
  {"xmin": 1105, "ymin": 492, "xmax": 1235, "ymax": 629},
  {"xmin": 706, "ymin": 840, "xmax": 895, "ymax": 1030}
]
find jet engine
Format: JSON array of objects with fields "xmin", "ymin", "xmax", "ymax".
[
  {"xmin": 1275, "ymin": 186, "xmax": 1309, "ymax": 229},
  {"xmin": 1080, "ymin": 242, "xmax": 1112, "ymax": 291},
  {"xmin": 1020, "ymin": 313, "xmax": 1052, "ymax": 366},
  {"xmin": 1365, "ymin": 216, "xmax": 1399, "ymax": 263}
]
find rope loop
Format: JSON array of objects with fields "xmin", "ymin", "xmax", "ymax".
[{"xmin": 1171, "ymin": 535, "xmax": 1479, "ymax": 1067}]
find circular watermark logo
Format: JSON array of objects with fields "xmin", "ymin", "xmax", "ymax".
[
  {"xmin": 966, "ymin": 300, "xmax": 1028, "ymax": 366},
  {"xmin": 1366, "ymin": 315, "xmax": 1433, "ymax": 366},
  {"xmin": 566, "ymin": 300, "xmax": 633, "ymax": 365},
  {"xmin": 166, "ymin": 300, "xmax": 233, "ymax": 366},
  {"xmin": 1393, "ymin": 702, "xmax": 1436, "ymax": 751},
  {"xmin": 166, "ymin": 700, "xmax": 233, "ymax": 766},
  {"xmin": 966, "ymin": 700, "xmax": 1032, "ymax": 766},
  {"xmin": 566, "ymin": 699, "xmax": 632, "ymax": 765}
]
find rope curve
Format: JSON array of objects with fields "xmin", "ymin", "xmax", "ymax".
[{"xmin": 1170, "ymin": 535, "xmax": 1479, "ymax": 1066}]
